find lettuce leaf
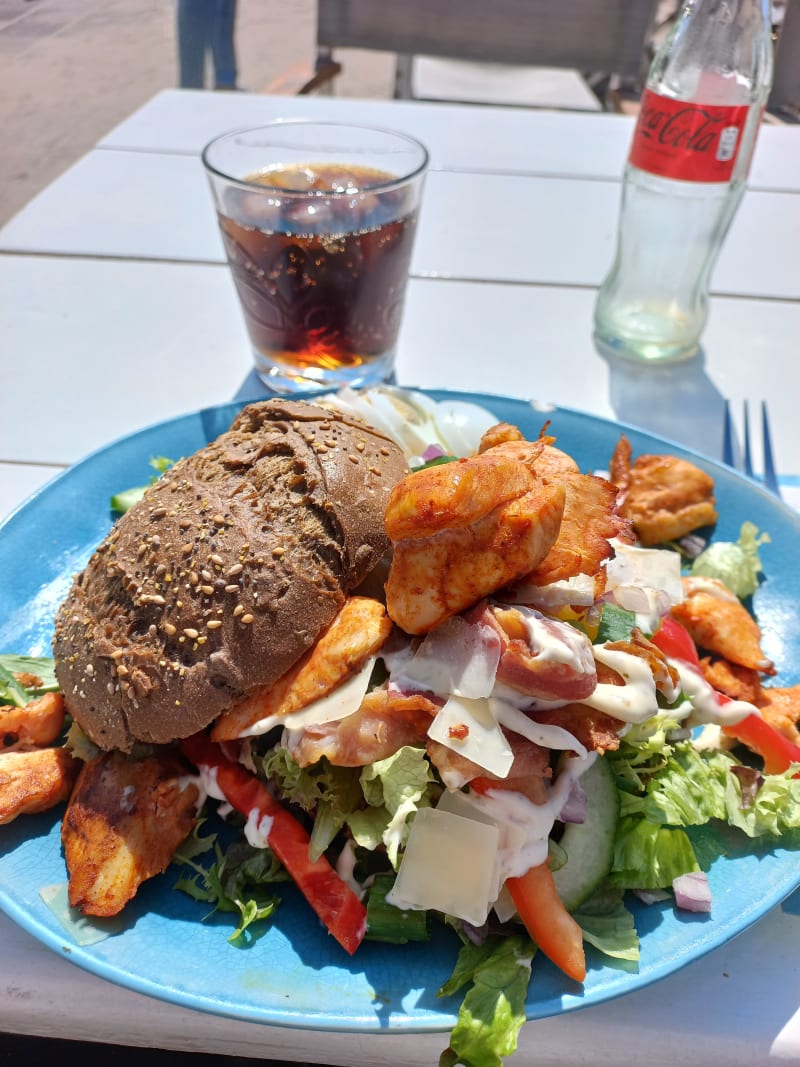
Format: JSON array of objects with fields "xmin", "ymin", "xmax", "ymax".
[
  {"xmin": 262, "ymin": 748, "xmax": 363, "ymax": 860},
  {"xmin": 617, "ymin": 736, "xmax": 800, "ymax": 839},
  {"xmin": 578, "ymin": 913, "xmax": 639, "ymax": 963},
  {"xmin": 724, "ymin": 766, "xmax": 800, "ymax": 837},
  {"xmin": 690, "ymin": 521, "xmax": 769, "ymax": 598},
  {"xmin": 438, "ymin": 934, "xmax": 534, "ymax": 1067},
  {"xmin": 610, "ymin": 815, "xmax": 699, "ymax": 889},
  {"xmin": 357, "ymin": 746, "xmax": 437, "ymax": 868}
]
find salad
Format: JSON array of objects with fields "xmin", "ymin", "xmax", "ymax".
[{"xmin": 2, "ymin": 387, "xmax": 800, "ymax": 1067}]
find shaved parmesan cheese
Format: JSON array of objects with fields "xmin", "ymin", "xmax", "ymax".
[
  {"xmin": 505, "ymin": 573, "xmax": 597, "ymax": 609},
  {"xmin": 492, "ymin": 883, "xmax": 518, "ymax": 924},
  {"xmin": 605, "ymin": 542, "xmax": 684, "ymax": 629},
  {"xmin": 386, "ymin": 807, "xmax": 499, "ymax": 925},
  {"xmin": 491, "ymin": 697, "xmax": 587, "ymax": 758},
  {"xmin": 244, "ymin": 656, "xmax": 377, "ymax": 737},
  {"xmin": 391, "ymin": 616, "xmax": 501, "ymax": 699},
  {"xmin": 437, "ymin": 789, "xmax": 505, "ymax": 903},
  {"xmin": 428, "ymin": 694, "xmax": 514, "ymax": 779}
]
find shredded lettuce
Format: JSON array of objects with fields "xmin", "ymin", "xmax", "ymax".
[
  {"xmin": 574, "ymin": 884, "xmax": 640, "ymax": 963},
  {"xmin": 610, "ymin": 815, "xmax": 700, "ymax": 890},
  {"xmin": 438, "ymin": 934, "xmax": 534, "ymax": 1067},
  {"xmin": 691, "ymin": 521, "xmax": 770, "ymax": 598},
  {"xmin": 357, "ymin": 745, "xmax": 437, "ymax": 868}
]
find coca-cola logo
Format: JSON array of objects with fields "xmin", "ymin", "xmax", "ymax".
[
  {"xmin": 630, "ymin": 91, "xmax": 750, "ymax": 182},
  {"xmin": 637, "ymin": 102, "xmax": 728, "ymax": 155}
]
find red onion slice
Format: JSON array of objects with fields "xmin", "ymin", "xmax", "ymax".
[{"xmin": 673, "ymin": 871, "xmax": 712, "ymax": 912}]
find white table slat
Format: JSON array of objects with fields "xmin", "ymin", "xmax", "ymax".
[
  {"xmin": 2, "ymin": 255, "xmax": 799, "ymax": 480},
  {"xmin": 3, "ymin": 150, "xmax": 799, "ymax": 300},
  {"xmin": 97, "ymin": 90, "xmax": 800, "ymax": 192},
  {"xmin": 0, "ymin": 255, "xmax": 251, "ymax": 467}
]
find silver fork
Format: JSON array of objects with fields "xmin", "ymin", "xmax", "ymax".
[{"xmin": 722, "ymin": 399, "xmax": 782, "ymax": 499}]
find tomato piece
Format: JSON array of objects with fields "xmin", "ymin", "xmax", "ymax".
[
  {"xmin": 651, "ymin": 616, "xmax": 701, "ymax": 667},
  {"xmin": 180, "ymin": 732, "xmax": 367, "ymax": 955},
  {"xmin": 506, "ymin": 862, "xmax": 586, "ymax": 983},
  {"xmin": 722, "ymin": 713, "xmax": 800, "ymax": 776}
]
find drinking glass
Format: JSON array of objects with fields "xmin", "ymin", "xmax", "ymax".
[{"xmin": 202, "ymin": 120, "xmax": 429, "ymax": 393}]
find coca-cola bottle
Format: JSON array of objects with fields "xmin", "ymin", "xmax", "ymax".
[{"xmin": 593, "ymin": 0, "xmax": 774, "ymax": 363}]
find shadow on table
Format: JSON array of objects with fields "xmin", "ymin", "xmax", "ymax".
[{"xmin": 598, "ymin": 344, "xmax": 727, "ymax": 462}]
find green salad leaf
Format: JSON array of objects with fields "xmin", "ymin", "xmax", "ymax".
[
  {"xmin": 691, "ymin": 521, "xmax": 770, "ymax": 598},
  {"xmin": 438, "ymin": 934, "xmax": 534, "ymax": 1067},
  {"xmin": 574, "ymin": 885, "xmax": 640, "ymax": 963},
  {"xmin": 110, "ymin": 456, "xmax": 175, "ymax": 513},
  {"xmin": 358, "ymin": 745, "xmax": 437, "ymax": 867},
  {"xmin": 174, "ymin": 840, "xmax": 284, "ymax": 944},
  {"xmin": 0, "ymin": 654, "xmax": 59, "ymax": 707}
]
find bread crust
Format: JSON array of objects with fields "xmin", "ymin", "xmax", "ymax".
[{"xmin": 53, "ymin": 399, "xmax": 408, "ymax": 751}]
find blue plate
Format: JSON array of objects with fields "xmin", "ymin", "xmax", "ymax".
[{"xmin": 1, "ymin": 390, "xmax": 799, "ymax": 1032}]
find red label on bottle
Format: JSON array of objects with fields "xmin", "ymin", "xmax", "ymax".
[{"xmin": 629, "ymin": 90, "xmax": 750, "ymax": 182}]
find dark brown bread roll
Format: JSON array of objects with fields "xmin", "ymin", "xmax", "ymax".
[{"xmin": 53, "ymin": 399, "xmax": 409, "ymax": 752}]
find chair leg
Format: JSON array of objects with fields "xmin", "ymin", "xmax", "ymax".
[{"xmin": 394, "ymin": 54, "xmax": 414, "ymax": 98}]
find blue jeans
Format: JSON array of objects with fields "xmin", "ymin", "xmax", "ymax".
[{"xmin": 177, "ymin": 0, "xmax": 238, "ymax": 90}]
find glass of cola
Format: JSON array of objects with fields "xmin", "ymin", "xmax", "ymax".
[{"xmin": 202, "ymin": 121, "xmax": 429, "ymax": 393}]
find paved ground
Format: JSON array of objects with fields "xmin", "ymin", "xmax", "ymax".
[{"xmin": 0, "ymin": 0, "xmax": 394, "ymax": 226}]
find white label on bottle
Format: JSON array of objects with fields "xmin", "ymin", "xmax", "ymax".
[{"xmin": 717, "ymin": 126, "xmax": 740, "ymax": 162}]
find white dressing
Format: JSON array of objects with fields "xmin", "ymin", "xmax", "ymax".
[
  {"xmin": 491, "ymin": 696, "xmax": 587, "ymax": 758},
  {"xmin": 669, "ymin": 659, "xmax": 757, "ymax": 726},
  {"xmin": 472, "ymin": 754, "xmax": 595, "ymax": 882},
  {"xmin": 518, "ymin": 607, "xmax": 595, "ymax": 670},
  {"xmin": 243, "ymin": 807, "xmax": 273, "ymax": 849},
  {"xmin": 582, "ymin": 647, "xmax": 660, "ymax": 723},
  {"xmin": 243, "ymin": 655, "xmax": 377, "ymax": 737}
]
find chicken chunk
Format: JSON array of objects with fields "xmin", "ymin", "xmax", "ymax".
[
  {"xmin": 756, "ymin": 686, "xmax": 800, "ymax": 745},
  {"xmin": 0, "ymin": 746, "xmax": 80, "ymax": 824},
  {"xmin": 489, "ymin": 440, "xmax": 633, "ymax": 585},
  {"xmin": 1, "ymin": 692, "xmax": 66, "ymax": 752},
  {"xmin": 212, "ymin": 596, "xmax": 393, "ymax": 741},
  {"xmin": 671, "ymin": 576, "xmax": 775, "ymax": 674},
  {"xmin": 610, "ymin": 435, "xmax": 718, "ymax": 546},
  {"xmin": 699, "ymin": 656, "xmax": 763, "ymax": 704},
  {"xmin": 62, "ymin": 750, "xmax": 199, "ymax": 917},
  {"xmin": 385, "ymin": 451, "xmax": 565, "ymax": 634}
]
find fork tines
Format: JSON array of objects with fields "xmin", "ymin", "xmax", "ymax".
[
  {"xmin": 723, "ymin": 399, "xmax": 782, "ymax": 499},
  {"xmin": 760, "ymin": 399, "xmax": 782, "ymax": 498}
]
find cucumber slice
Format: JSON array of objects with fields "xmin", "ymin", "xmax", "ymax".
[{"xmin": 552, "ymin": 756, "xmax": 619, "ymax": 912}]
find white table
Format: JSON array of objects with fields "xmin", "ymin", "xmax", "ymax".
[{"xmin": 1, "ymin": 89, "xmax": 799, "ymax": 1065}]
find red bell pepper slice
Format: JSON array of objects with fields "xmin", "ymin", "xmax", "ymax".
[
  {"xmin": 506, "ymin": 863, "xmax": 586, "ymax": 983},
  {"xmin": 180, "ymin": 732, "xmax": 367, "ymax": 955},
  {"xmin": 650, "ymin": 616, "xmax": 701, "ymax": 668},
  {"xmin": 652, "ymin": 618, "xmax": 800, "ymax": 776},
  {"xmin": 721, "ymin": 713, "xmax": 800, "ymax": 776}
]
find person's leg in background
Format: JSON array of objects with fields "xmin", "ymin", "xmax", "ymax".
[
  {"xmin": 176, "ymin": 0, "xmax": 213, "ymax": 89},
  {"xmin": 210, "ymin": 0, "xmax": 239, "ymax": 90}
]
